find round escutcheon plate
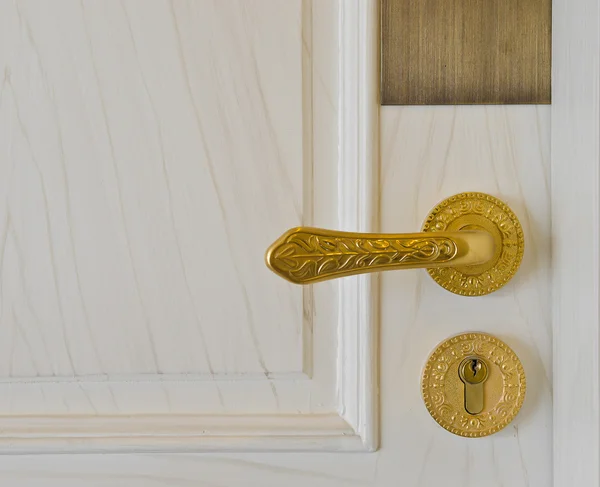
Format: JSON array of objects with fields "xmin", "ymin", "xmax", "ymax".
[
  {"xmin": 421, "ymin": 333, "xmax": 526, "ymax": 438},
  {"xmin": 422, "ymin": 192, "xmax": 524, "ymax": 296}
]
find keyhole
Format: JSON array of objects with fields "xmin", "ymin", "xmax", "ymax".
[{"xmin": 459, "ymin": 357, "xmax": 489, "ymax": 415}]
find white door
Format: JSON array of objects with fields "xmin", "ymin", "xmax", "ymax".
[{"xmin": 0, "ymin": 0, "xmax": 594, "ymax": 486}]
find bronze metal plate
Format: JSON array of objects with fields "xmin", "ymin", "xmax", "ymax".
[{"xmin": 381, "ymin": 0, "xmax": 551, "ymax": 105}]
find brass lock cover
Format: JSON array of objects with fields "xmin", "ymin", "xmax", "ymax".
[{"xmin": 422, "ymin": 333, "xmax": 526, "ymax": 437}]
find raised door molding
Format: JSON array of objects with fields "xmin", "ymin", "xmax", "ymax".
[
  {"xmin": 552, "ymin": 0, "xmax": 600, "ymax": 483},
  {"xmin": 0, "ymin": 0, "xmax": 379, "ymax": 453},
  {"xmin": 337, "ymin": 0, "xmax": 380, "ymax": 452}
]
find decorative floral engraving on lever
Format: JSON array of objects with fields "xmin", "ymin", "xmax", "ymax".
[{"xmin": 267, "ymin": 229, "xmax": 458, "ymax": 284}]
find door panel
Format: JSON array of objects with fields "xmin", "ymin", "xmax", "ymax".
[
  {"xmin": 0, "ymin": 0, "xmax": 560, "ymax": 485},
  {"xmin": 0, "ymin": 0, "xmax": 377, "ymax": 451},
  {"xmin": 2, "ymin": 0, "xmax": 304, "ymax": 378}
]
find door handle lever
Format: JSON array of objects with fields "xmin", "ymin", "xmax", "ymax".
[
  {"xmin": 265, "ymin": 193, "xmax": 524, "ymax": 296},
  {"xmin": 266, "ymin": 228, "xmax": 493, "ymax": 282}
]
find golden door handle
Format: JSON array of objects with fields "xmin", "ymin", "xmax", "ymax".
[
  {"xmin": 265, "ymin": 193, "xmax": 525, "ymax": 296},
  {"xmin": 266, "ymin": 228, "xmax": 494, "ymax": 283}
]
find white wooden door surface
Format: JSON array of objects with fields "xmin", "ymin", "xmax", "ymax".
[{"xmin": 0, "ymin": 0, "xmax": 595, "ymax": 485}]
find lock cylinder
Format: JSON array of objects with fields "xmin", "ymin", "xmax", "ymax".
[{"xmin": 458, "ymin": 357, "xmax": 489, "ymax": 415}]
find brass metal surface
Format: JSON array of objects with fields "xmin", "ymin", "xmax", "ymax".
[
  {"xmin": 422, "ymin": 193, "xmax": 524, "ymax": 296},
  {"xmin": 266, "ymin": 229, "xmax": 494, "ymax": 285},
  {"xmin": 381, "ymin": 0, "xmax": 551, "ymax": 105},
  {"xmin": 459, "ymin": 357, "xmax": 488, "ymax": 415},
  {"xmin": 422, "ymin": 333, "xmax": 526, "ymax": 438},
  {"xmin": 265, "ymin": 192, "xmax": 524, "ymax": 296}
]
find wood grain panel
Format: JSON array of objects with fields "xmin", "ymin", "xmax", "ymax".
[
  {"xmin": 0, "ymin": 0, "xmax": 380, "ymax": 453},
  {"xmin": 381, "ymin": 0, "xmax": 551, "ymax": 105},
  {"xmin": 552, "ymin": 0, "xmax": 600, "ymax": 481},
  {"xmin": 0, "ymin": 0, "xmax": 306, "ymax": 377},
  {"xmin": 379, "ymin": 105, "xmax": 551, "ymax": 485}
]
